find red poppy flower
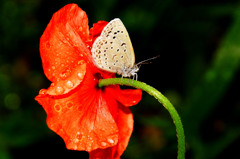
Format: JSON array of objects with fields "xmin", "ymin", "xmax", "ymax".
[{"xmin": 35, "ymin": 3, "xmax": 142, "ymax": 159}]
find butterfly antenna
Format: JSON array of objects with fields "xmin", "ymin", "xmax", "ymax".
[{"xmin": 135, "ymin": 55, "xmax": 160, "ymax": 66}]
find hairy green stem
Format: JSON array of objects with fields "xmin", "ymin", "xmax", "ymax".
[{"xmin": 99, "ymin": 78, "xmax": 185, "ymax": 159}]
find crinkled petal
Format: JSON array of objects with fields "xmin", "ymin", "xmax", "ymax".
[
  {"xmin": 40, "ymin": 4, "xmax": 90, "ymax": 84},
  {"xmin": 35, "ymin": 68, "xmax": 119, "ymax": 152},
  {"xmin": 88, "ymin": 104, "xmax": 134, "ymax": 159}
]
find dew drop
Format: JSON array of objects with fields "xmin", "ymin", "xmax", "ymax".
[
  {"xmin": 54, "ymin": 103, "xmax": 61, "ymax": 112},
  {"xmin": 59, "ymin": 70, "xmax": 71, "ymax": 80},
  {"xmin": 39, "ymin": 89, "xmax": 47, "ymax": 95},
  {"xmin": 78, "ymin": 60, "xmax": 84, "ymax": 65},
  {"xmin": 77, "ymin": 103, "xmax": 83, "ymax": 111},
  {"xmin": 51, "ymin": 83, "xmax": 55, "ymax": 87},
  {"xmin": 108, "ymin": 138, "xmax": 114, "ymax": 144},
  {"xmin": 52, "ymin": 66, "xmax": 56, "ymax": 70},
  {"xmin": 80, "ymin": 54, "xmax": 83, "ymax": 57},
  {"xmin": 55, "ymin": 86, "xmax": 64, "ymax": 94},
  {"xmin": 73, "ymin": 138, "xmax": 79, "ymax": 143},
  {"xmin": 101, "ymin": 142, "xmax": 107, "ymax": 147},
  {"xmin": 66, "ymin": 101, "xmax": 73, "ymax": 109},
  {"xmin": 66, "ymin": 80, "xmax": 74, "ymax": 88},
  {"xmin": 77, "ymin": 72, "xmax": 83, "ymax": 79},
  {"xmin": 132, "ymin": 100, "xmax": 137, "ymax": 104}
]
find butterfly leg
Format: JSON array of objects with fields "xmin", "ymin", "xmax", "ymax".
[
  {"xmin": 121, "ymin": 75, "xmax": 124, "ymax": 83},
  {"xmin": 132, "ymin": 73, "xmax": 138, "ymax": 81}
]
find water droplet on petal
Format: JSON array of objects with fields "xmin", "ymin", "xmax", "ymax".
[
  {"xmin": 132, "ymin": 100, "xmax": 137, "ymax": 104},
  {"xmin": 54, "ymin": 103, "xmax": 61, "ymax": 112},
  {"xmin": 78, "ymin": 72, "xmax": 83, "ymax": 79},
  {"xmin": 73, "ymin": 138, "xmax": 79, "ymax": 143},
  {"xmin": 60, "ymin": 69, "xmax": 71, "ymax": 80},
  {"xmin": 39, "ymin": 89, "xmax": 47, "ymax": 95},
  {"xmin": 80, "ymin": 54, "xmax": 83, "ymax": 57},
  {"xmin": 55, "ymin": 86, "xmax": 64, "ymax": 94},
  {"xmin": 60, "ymin": 73, "xmax": 67, "ymax": 79},
  {"xmin": 51, "ymin": 83, "xmax": 55, "ymax": 87},
  {"xmin": 52, "ymin": 66, "xmax": 56, "ymax": 70},
  {"xmin": 77, "ymin": 104, "xmax": 83, "ymax": 111},
  {"xmin": 101, "ymin": 142, "xmax": 107, "ymax": 147},
  {"xmin": 66, "ymin": 80, "xmax": 74, "ymax": 88},
  {"xmin": 66, "ymin": 101, "xmax": 73, "ymax": 109},
  {"xmin": 107, "ymin": 138, "xmax": 114, "ymax": 144},
  {"xmin": 78, "ymin": 60, "xmax": 84, "ymax": 65}
]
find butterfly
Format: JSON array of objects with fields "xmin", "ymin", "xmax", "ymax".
[
  {"xmin": 91, "ymin": 18, "xmax": 140, "ymax": 79},
  {"xmin": 91, "ymin": 18, "xmax": 159, "ymax": 80}
]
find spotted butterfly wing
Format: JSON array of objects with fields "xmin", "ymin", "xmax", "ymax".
[{"xmin": 91, "ymin": 18, "xmax": 135, "ymax": 74}]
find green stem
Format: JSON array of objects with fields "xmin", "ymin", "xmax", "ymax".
[{"xmin": 99, "ymin": 78, "xmax": 185, "ymax": 159}]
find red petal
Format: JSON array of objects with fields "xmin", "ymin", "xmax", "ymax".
[
  {"xmin": 89, "ymin": 21, "xmax": 108, "ymax": 47},
  {"xmin": 39, "ymin": 62, "xmax": 86, "ymax": 96},
  {"xmin": 112, "ymin": 88, "xmax": 142, "ymax": 107},
  {"xmin": 88, "ymin": 104, "xmax": 134, "ymax": 159},
  {"xmin": 114, "ymin": 105, "xmax": 134, "ymax": 158},
  {"xmin": 35, "ymin": 67, "xmax": 119, "ymax": 152},
  {"xmin": 40, "ymin": 4, "xmax": 90, "ymax": 83},
  {"xmin": 89, "ymin": 147, "xmax": 116, "ymax": 159}
]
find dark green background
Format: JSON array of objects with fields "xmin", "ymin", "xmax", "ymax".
[{"xmin": 0, "ymin": 0, "xmax": 240, "ymax": 158}]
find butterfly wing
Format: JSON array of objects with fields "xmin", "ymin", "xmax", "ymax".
[{"xmin": 91, "ymin": 18, "xmax": 135, "ymax": 74}]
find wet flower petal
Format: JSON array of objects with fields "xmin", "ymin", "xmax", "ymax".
[
  {"xmin": 40, "ymin": 4, "xmax": 90, "ymax": 83},
  {"xmin": 36, "ymin": 68, "xmax": 119, "ymax": 151}
]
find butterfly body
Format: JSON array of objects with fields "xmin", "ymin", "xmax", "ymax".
[{"xmin": 91, "ymin": 18, "xmax": 139, "ymax": 79}]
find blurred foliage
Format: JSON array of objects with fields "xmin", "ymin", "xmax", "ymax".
[{"xmin": 1, "ymin": 0, "xmax": 240, "ymax": 159}]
